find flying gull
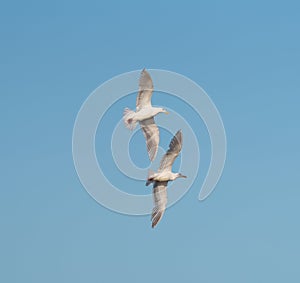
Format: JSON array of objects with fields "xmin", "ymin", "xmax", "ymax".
[
  {"xmin": 146, "ymin": 130, "xmax": 187, "ymax": 228},
  {"xmin": 123, "ymin": 69, "xmax": 169, "ymax": 161}
]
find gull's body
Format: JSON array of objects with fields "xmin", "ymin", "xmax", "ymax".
[
  {"xmin": 147, "ymin": 171, "xmax": 181, "ymax": 182},
  {"xmin": 146, "ymin": 130, "xmax": 187, "ymax": 228},
  {"xmin": 123, "ymin": 69, "xmax": 168, "ymax": 161},
  {"xmin": 125, "ymin": 106, "xmax": 162, "ymax": 123}
]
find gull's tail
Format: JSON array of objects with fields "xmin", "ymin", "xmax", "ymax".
[
  {"xmin": 146, "ymin": 169, "xmax": 155, "ymax": 186},
  {"xmin": 123, "ymin": 108, "xmax": 137, "ymax": 130}
]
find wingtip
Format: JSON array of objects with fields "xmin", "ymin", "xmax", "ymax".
[
  {"xmin": 141, "ymin": 68, "xmax": 151, "ymax": 77},
  {"xmin": 176, "ymin": 129, "xmax": 183, "ymax": 139},
  {"xmin": 140, "ymin": 68, "xmax": 147, "ymax": 81}
]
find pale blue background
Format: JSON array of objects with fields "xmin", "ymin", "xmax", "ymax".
[{"xmin": 1, "ymin": 1, "xmax": 299, "ymax": 282}]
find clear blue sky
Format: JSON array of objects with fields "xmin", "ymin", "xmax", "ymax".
[{"xmin": 1, "ymin": 1, "xmax": 300, "ymax": 282}]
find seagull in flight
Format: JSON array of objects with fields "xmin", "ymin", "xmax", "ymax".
[
  {"xmin": 146, "ymin": 130, "xmax": 187, "ymax": 228},
  {"xmin": 123, "ymin": 68, "xmax": 169, "ymax": 161}
]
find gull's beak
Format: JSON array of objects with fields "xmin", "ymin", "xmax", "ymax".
[
  {"xmin": 180, "ymin": 174, "xmax": 187, "ymax": 178},
  {"xmin": 165, "ymin": 111, "xmax": 169, "ymax": 115}
]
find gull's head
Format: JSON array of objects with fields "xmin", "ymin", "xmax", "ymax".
[
  {"xmin": 177, "ymin": 173, "xmax": 187, "ymax": 179},
  {"xmin": 160, "ymin": 108, "xmax": 169, "ymax": 115}
]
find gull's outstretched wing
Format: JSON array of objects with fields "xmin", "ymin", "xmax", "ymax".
[
  {"xmin": 159, "ymin": 130, "xmax": 182, "ymax": 172},
  {"xmin": 140, "ymin": 117, "xmax": 159, "ymax": 161},
  {"xmin": 151, "ymin": 181, "xmax": 168, "ymax": 228},
  {"xmin": 136, "ymin": 69, "xmax": 154, "ymax": 111}
]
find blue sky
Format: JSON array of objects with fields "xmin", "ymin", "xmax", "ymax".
[{"xmin": 1, "ymin": 0, "xmax": 300, "ymax": 282}]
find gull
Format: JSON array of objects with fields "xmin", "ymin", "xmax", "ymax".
[
  {"xmin": 146, "ymin": 130, "xmax": 187, "ymax": 228},
  {"xmin": 123, "ymin": 68, "xmax": 169, "ymax": 161}
]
